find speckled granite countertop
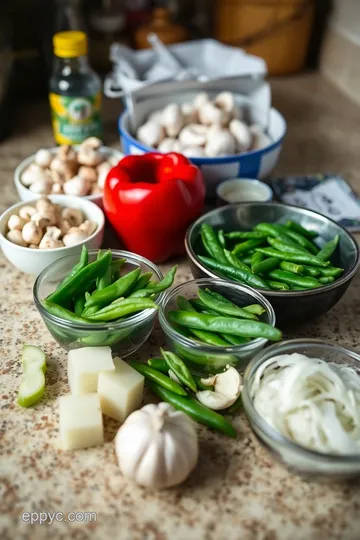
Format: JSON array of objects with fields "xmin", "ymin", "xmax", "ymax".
[{"xmin": 1, "ymin": 74, "xmax": 360, "ymax": 540}]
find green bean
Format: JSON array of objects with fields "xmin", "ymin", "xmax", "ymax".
[
  {"xmin": 223, "ymin": 249, "xmax": 251, "ymax": 271},
  {"xmin": 243, "ymin": 304, "xmax": 266, "ymax": 315},
  {"xmin": 285, "ymin": 220, "xmax": 318, "ymax": 239},
  {"xmin": 42, "ymin": 300, "xmax": 93, "ymax": 324},
  {"xmin": 267, "ymin": 280, "xmax": 290, "ymax": 291},
  {"xmin": 147, "ymin": 357, "xmax": 168, "ymax": 373},
  {"xmin": 110, "ymin": 258, "xmax": 126, "ymax": 282},
  {"xmin": 267, "ymin": 236, "xmax": 308, "ymax": 255},
  {"xmin": 252, "ymin": 257, "xmax": 279, "ymax": 275},
  {"xmin": 200, "ymin": 224, "xmax": 227, "ymax": 264},
  {"xmin": 318, "ymin": 266, "xmax": 344, "ymax": 278},
  {"xmin": 192, "ymin": 298, "xmax": 249, "ymax": 345},
  {"xmin": 129, "ymin": 361, "xmax": 187, "ymax": 396},
  {"xmin": 232, "ymin": 238, "xmax": 264, "ymax": 255},
  {"xmin": 198, "ymin": 289, "xmax": 257, "ymax": 320},
  {"xmin": 217, "ymin": 229, "xmax": 226, "ymax": 248},
  {"xmin": 255, "ymin": 248, "xmax": 328, "ymax": 267},
  {"xmin": 199, "ymin": 256, "xmax": 270, "ymax": 289},
  {"xmin": 47, "ymin": 250, "xmax": 112, "ymax": 306},
  {"xmin": 84, "ymin": 267, "xmax": 141, "ymax": 309},
  {"xmin": 241, "ymin": 255, "xmax": 254, "ymax": 265},
  {"xmin": 146, "ymin": 381, "xmax": 237, "ymax": 437},
  {"xmin": 225, "ymin": 231, "xmax": 267, "ymax": 240},
  {"xmin": 255, "ymin": 223, "xmax": 283, "ymax": 237},
  {"xmin": 54, "ymin": 245, "xmax": 88, "ymax": 292},
  {"xmin": 86, "ymin": 298, "xmax": 158, "ymax": 321},
  {"xmin": 161, "ymin": 349, "xmax": 197, "ymax": 393},
  {"xmin": 279, "ymin": 261, "xmax": 304, "ymax": 274},
  {"xmin": 278, "ymin": 226, "xmax": 319, "ymax": 254},
  {"xmin": 317, "ymin": 235, "xmax": 339, "ymax": 261},
  {"xmin": 127, "ymin": 272, "xmax": 152, "ymax": 296},
  {"xmin": 288, "ymin": 284, "xmax": 307, "ymax": 290},
  {"xmin": 302, "ymin": 265, "xmax": 321, "ymax": 277},
  {"xmin": 319, "ymin": 276, "xmax": 335, "ymax": 284},
  {"xmin": 168, "ymin": 311, "xmax": 282, "ymax": 341},
  {"xmin": 268, "ymin": 269, "xmax": 321, "ymax": 289},
  {"xmin": 130, "ymin": 266, "xmax": 177, "ymax": 298},
  {"xmin": 96, "ymin": 264, "xmax": 112, "ymax": 291},
  {"xmin": 74, "ymin": 295, "xmax": 86, "ymax": 316},
  {"xmin": 251, "ymin": 251, "xmax": 264, "ymax": 271}
]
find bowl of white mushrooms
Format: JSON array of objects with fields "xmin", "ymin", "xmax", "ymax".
[
  {"xmin": 119, "ymin": 91, "xmax": 287, "ymax": 196},
  {"xmin": 14, "ymin": 137, "xmax": 124, "ymax": 207},
  {"xmin": 0, "ymin": 195, "xmax": 105, "ymax": 275}
]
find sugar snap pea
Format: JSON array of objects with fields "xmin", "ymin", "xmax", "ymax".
[
  {"xmin": 317, "ymin": 235, "xmax": 339, "ymax": 261},
  {"xmin": 204, "ymin": 290, "xmax": 264, "ymax": 316},
  {"xmin": 319, "ymin": 276, "xmax": 335, "ymax": 284},
  {"xmin": 198, "ymin": 289, "xmax": 257, "ymax": 320},
  {"xmin": 199, "ymin": 255, "xmax": 270, "ymax": 289},
  {"xmin": 200, "ymin": 224, "xmax": 228, "ymax": 264},
  {"xmin": 147, "ymin": 357, "xmax": 168, "ymax": 373},
  {"xmin": 130, "ymin": 361, "xmax": 187, "ymax": 396},
  {"xmin": 267, "ymin": 236, "xmax": 308, "ymax": 255},
  {"xmin": 268, "ymin": 269, "xmax": 321, "ymax": 289},
  {"xmin": 85, "ymin": 267, "xmax": 141, "ymax": 309},
  {"xmin": 232, "ymin": 238, "xmax": 264, "ymax": 255},
  {"xmin": 217, "ymin": 229, "xmax": 226, "ymax": 248},
  {"xmin": 279, "ymin": 261, "xmax": 304, "ymax": 274},
  {"xmin": 54, "ymin": 245, "xmax": 88, "ymax": 292},
  {"xmin": 168, "ymin": 311, "xmax": 282, "ymax": 341},
  {"xmin": 161, "ymin": 349, "xmax": 197, "ymax": 393},
  {"xmin": 285, "ymin": 220, "xmax": 318, "ymax": 239},
  {"xmin": 318, "ymin": 266, "xmax": 344, "ymax": 277},
  {"xmin": 86, "ymin": 298, "xmax": 158, "ymax": 321},
  {"xmin": 110, "ymin": 258, "xmax": 126, "ymax": 282},
  {"xmin": 223, "ymin": 249, "xmax": 251, "ymax": 271},
  {"xmin": 127, "ymin": 272, "xmax": 152, "ymax": 295},
  {"xmin": 146, "ymin": 380, "xmax": 237, "ymax": 437},
  {"xmin": 267, "ymin": 280, "xmax": 290, "ymax": 291},
  {"xmin": 130, "ymin": 266, "xmax": 177, "ymax": 298},
  {"xmin": 302, "ymin": 265, "xmax": 321, "ymax": 277},
  {"xmin": 252, "ymin": 257, "xmax": 279, "ymax": 275},
  {"xmin": 225, "ymin": 231, "xmax": 267, "ymax": 240},
  {"xmin": 278, "ymin": 226, "xmax": 319, "ymax": 254},
  {"xmin": 42, "ymin": 300, "xmax": 94, "ymax": 324},
  {"xmin": 251, "ymin": 251, "xmax": 264, "ymax": 271},
  {"xmin": 74, "ymin": 295, "xmax": 86, "ymax": 316},
  {"xmin": 255, "ymin": 248, "xmax": 327, "ymax": 267}
]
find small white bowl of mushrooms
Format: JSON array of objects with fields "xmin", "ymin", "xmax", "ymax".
[
  {"xmin": 0, "ymin": 195, "xmax": 105, "ymax": 275},
  {"xmin": 14, "ymin": 137, "xmax": 124, "ymax": 207}
]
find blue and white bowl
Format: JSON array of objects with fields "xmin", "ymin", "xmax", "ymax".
[{"xmin": 119, "ymin": 106, "xmax": 286, "ymax": 197}]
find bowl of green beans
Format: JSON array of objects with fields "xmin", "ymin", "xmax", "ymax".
[
  {"xmin": 185, "ymin": 203, "xmax": 360, "ymax": 327},
  {"xmin": 159, "ymin": 278, "xmax": 281, "ymax": 376},
  {"xmin": 34, "ymin": 248, "xmax": 177, "ymax": 356}
]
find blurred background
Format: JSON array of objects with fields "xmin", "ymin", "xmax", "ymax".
[{"xmin": 0, "ymin": 0, "xmax": 359, "ymax": 142}]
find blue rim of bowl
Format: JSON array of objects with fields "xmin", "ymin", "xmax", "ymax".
[
  {"xmin": 242, "ymin": 338, "xmax": 360, "ymax": 463},
  {"xmin": 216, "ymin": 178, "xmax": 273, "ymax": 203},
  {"xmin": 118, "ymin": 108, "xmax": 287, "ymax": 163},
  {"xmin": 185, "ymin": 202, "xmax": 360, "ymax": 297},
  {"xmin": 33, "ymin": 249, "xmax": 164, "ymax": 330},
  {"xmin": 158, "ymin": 277, "xmax": 276, "ymax": 354}
]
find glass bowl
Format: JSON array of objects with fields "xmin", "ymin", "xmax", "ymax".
[
  {"xmin": 158, "ymin": 278, "xmax": 276, "ymax": 377},
  {"xmin": 242, "ymin": 339, "xmax": 360, "ymax": 481},
  {"xmin": 33, "ymin": 250, "xmax": 164, "ymax": 356}
]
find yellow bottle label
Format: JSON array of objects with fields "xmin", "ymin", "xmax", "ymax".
[{"xmin": 49, "ymin": 92, "xmax": 102, "ymax": 145}]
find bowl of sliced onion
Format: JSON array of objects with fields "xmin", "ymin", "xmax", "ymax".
[{"xmin": 242, "ymin": 339, "xmax": 360, "ymax": 481}]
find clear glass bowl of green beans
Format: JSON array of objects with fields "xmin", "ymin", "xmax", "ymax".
[
  {"xmin": 158, "ymin": 278, "xmax": 280, "ymax": 377},
  {"xmin": 33, "ymin": 249, "xmax": 171, "ymax": 356}
]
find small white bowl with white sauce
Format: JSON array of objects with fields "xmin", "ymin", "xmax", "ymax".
[
  {"xmin": 242, "ymin": 338, "xmax": 360, "ymax": 481},
  {"xmin": 216, "ymin": 178, "xmax": 273, "ymax": 206}
]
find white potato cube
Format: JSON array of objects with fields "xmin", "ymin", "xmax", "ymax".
[
  {"xmin": 59, "ymin": 394, "xmax": 104, "ymax": 450},
  {"xmin": 98, "ymin": 357, "xmax": 144, "ymax": 423},
  {"xmin": 68, "ymin": 346, "xmax": 115, "ymax": 395}
]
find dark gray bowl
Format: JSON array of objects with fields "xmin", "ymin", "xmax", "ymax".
[{"xmin": 185, "ymin": 203, "xmax": 360, "ymax": 327}]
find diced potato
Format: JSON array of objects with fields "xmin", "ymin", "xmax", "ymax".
[
  {"xmin": 67, "ymin": 346, "xmax": 115, "ymax": 395},
  {"xmin": 97, "ymin": 357, "xmax": 144, "ymax": 423},
  {"xmin": 59, "ymin": 394, "xmax": 104, "ymax": 450}
]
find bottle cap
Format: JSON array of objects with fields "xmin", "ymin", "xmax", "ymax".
[{"xmin": 53, "ymin": 31, "xmax": 87, "ymax": 58}]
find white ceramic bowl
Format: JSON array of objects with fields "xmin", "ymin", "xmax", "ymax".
[
  {"xmin": 216, "ymin": 178, "xmax": 273, "ymax": 205},
  {"xmin": 0, "ymin": 195, "xmax": 105, "ymax": 275},
  {"xmin": 14, "ymin": 146, "xmax": 124, "ymax": 207}
]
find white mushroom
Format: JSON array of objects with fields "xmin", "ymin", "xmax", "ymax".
[
  {"xmin": 58, "ymin": 218, "xmax": 72, "ymax": 236},
  {"xmin": 157, "ymin": 138, "xmax": 183, "ymax": 153},
  {"xmin": 80, "ymin": 137, "xmax": 102, "ymax": 150},
  {"xmin": 181, "ymin": 102, "xmax": 198, "ymax": 125},
  {"xmin": 178, "ymin": 124, "xmax": 208, "ymax": 147},
  {"xmin": 32, "ymin": 199, "xmax": 59, "ymax": 226},
  {"xmin": 229, "ymin": 119, "xmax": 252, "ymax": 152},
  {"xmin": 6, "ymin": 230, "xmax": 28, "ymax": 247},
  {"xmin": 161, "ymin": 103, "xmax": 184, "ymax": 138},
  {"xmin": 29, "ymin": 244, "xmax": 39, "ymax": 249},
  {"xmin": 205, "ymin": 129, "xmax": 236, "ymax": 157},
  {"xmin": 63, "ymin": 228, "xmax": 88, "ymax": 246},
  {"xmin": 193, "ymin": 92, "xmax": 210, "ymax": 111},
  {"xmin": 36, "ymin": 197, "xmax": 57, "ymax": 214},
  {"xmin": 249, "ymin": 124, "xmax": 271, "ymax": 150},
  {"xmin": 77, "ymin": 147, "xmax": 103, "ymax": 167},
  {"xmin": 63, "ymin": 176, "xmax": 90, "ymax": 197},
  {"xmin": 51, "ymin": 183, "xmax": 63, "ymax": 194},
  {"xmin": 91, "ymin": 184, "xmax": 102, "ymax": 195},
  {"xmin": 78, "ymin": 166, "xmax": 98, "ymax": 183},
  {"xmin": 29, "ymin": 177, "xmax": 52, "ymax": 194},
  {"xmin": 7, "ymin": 215, "xmax": 27, "ymax": 231},
  {"xmin": 61, "ymin": 207, "xmax": 84, "ymax": 227},
  {"xmin": 96, "ymin": 162, "xmax": 112, "ymax": 189},
  {"xmin": 39, "ymin": 226, "xmax": 63, "ymax": 249},
  {"xmin": 79, "ymin": 220, "xmax": 97, "ymax": 236},
  {"xmin": 137, "ymin": 121, "xmax": 165, "ymax": 148},
  {"xmin": 19, "ymin": 205, "xmax": 36, "ymax": 220},
  {"xmin": 182, "ymin": 146, "xmax": 206, "ymax": 158},
  {"xmin": 198, "ymin": 101, "xmax": 230, "ymax": 127},
  {"xmin": 34, "ymin": 148, "xmax": 53, "ymax": 168},
  {"xmin": 21, "ymin": 221, "xmax": 43, "ymax": 246},
  {"xmin": 21, "ymin": 164, "xmax": 50, "ymax": 187},
  {"xmin": 197, "ymin": 367, "xmax": 242, "ymax": 410}
]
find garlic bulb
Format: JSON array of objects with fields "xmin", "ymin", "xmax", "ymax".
[{"xmin": 115, "ymin": 402, "xmax": 198, "ymax": 489}]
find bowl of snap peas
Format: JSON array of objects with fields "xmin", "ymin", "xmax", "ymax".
[
  {"xmin": 34, "ymin": 248, "xmax": 177, "ymax": 356},
  {"xmin": 185, "ymin": 203, "xmax": 360, "ymax": 326},
  {"xmin": 159, "ymin": 278, "xmax": 281, "ymax": 376}
]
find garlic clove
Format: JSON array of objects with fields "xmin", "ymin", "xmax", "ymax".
[
  {"xmin": 249, "ymin": 124, "xmax": 271, "ymax": 150},
  {"xmin": 161, "ymin": 103, "xmax": 184, "ymax": 138},
  {"xmin": 196, "ymin": 390, "xmax": 234, "ymax": 410},
  {"xmin": 193, "ymin": 92, "xmax": 210, "ymax": 111},
  {"xmin": 205, "ymin": 129, "xmax": 236, "ymax": 157},
  {"xmin": 198, "ymin": 101, "xmax": 230, "ymax": 127},
  {"xmin": 63, "ymin": 229, "xmax": 88, "ymax": 246},
  {"xmin": 148, "ymin": 109, "xmax": 163, "ymax": 124},
  {"xmin": 214, "ymin": 366, "xmax": 242, "ymax": 398},
  {"xmin": 63, "ymin": 176, "xmax": 90, "ymax": 197},
  {"xmin": 137, "ymin": 121, "xmax": 165, "ymax": 148},
  {"xmin": 229, "ymin": 119, "xmax": 252, "ymax": 152},
  {"xmin": 178, "ymin": 124, "xmax": 208, "ymax": 147},
  {"xmin": 6, "ymin": 229, "xmax": 28, "ymax": 247},
  {"xmin": 215, "ymin": 92, "xmax": 236, "ymax": 114},
  {"xmin": 7, "ymin": 215, "xmax": 27, "ymax": 231},
  {"xmin": 181, "ymin": 102, "xmax": 198, "ymax": 125},
  {"xmin": 34, "ymin": 148, "xmax": 53, "ymax": 168},
  {"xmin": 182, "ymin": 146, "xmax": 206, "ymax": 158},
  {"xmin": 77, "ymin": 148, "xmax": 104, "ymax": 167},
  {"xmin": 157, "ymin": 138, "xmax": 183, "ymax": 153}
]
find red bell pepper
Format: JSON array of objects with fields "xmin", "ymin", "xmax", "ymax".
[{"xmin": 103, "ymin": 152, "xmax": 205, "ymax": 263}]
